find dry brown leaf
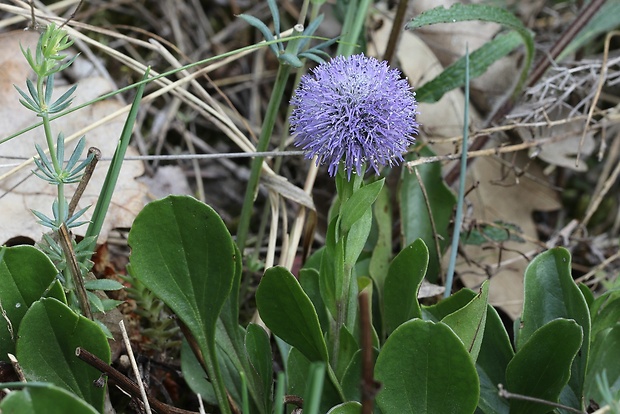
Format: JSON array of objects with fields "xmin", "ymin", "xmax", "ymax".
[
  {"xmin": 369, "ymin": 9, "xmax": 561, "ymax": 318},
  {"xmin": 0, "ymin": 31, "xmax": 147, "ymax": 244}
]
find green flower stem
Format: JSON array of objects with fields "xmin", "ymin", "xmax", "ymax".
[
  {"xmin": 204, "ymin": 340, "xmax": 233, "ymax": 414},
  {"xmin": 236, "ymin": 63, "xmax": 293, "ymax": 253},
  {"xmin": 41, "ymin": 111, "xmax": 66, "ymax": 226},
  {"xmin": 337, "ymin": 0, "xmax": 373, "ymax": 57}
]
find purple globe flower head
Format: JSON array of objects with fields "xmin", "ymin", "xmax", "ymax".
[{"xmin": 290, "ymin": 54, "xmax": 419, "ymax": 179}]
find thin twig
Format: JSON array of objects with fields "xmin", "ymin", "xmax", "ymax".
[
  {"xmin": 359, "ymin": 291, "xmax": 380, "ymax": 414},
  {"xmin": 75, "ymin": 347, "xmax": 199, "ymax": 414},
  {"xmin": 408, "ymin": 133, "xmax": 581, "ymax": 168},
  {"xmin": 58, "ymin": 224, "xmax": 92, "ymax": 320},
  {"xmin": 413, "ymin": 167, "xmax": 443, "ymax": 281},
  {"xmin": 68, "ymin": 147, "xmax": 100, "ymax": 217},
  {"xmin": 381, "ymin": 0, "xmax": 409, "ymax": 66},
  {"xmin": 119, "ymin": 320, "xmax": 151, "ymax": 413},
  {"xmin": 58, "ymin": 0, "xmax": 83, "ymax": 28},
  {"xmin": 498, "ymin": 384, "xmax": 586, "ymax": 414}
]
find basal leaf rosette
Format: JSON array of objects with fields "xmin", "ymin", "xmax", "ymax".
[{"xmin": 290, "ymin": 54, "xmax": 419, "ymax": 179}]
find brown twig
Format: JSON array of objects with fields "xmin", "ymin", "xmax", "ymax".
[
  {"xmin": 58, "ymin": 0, "xmax": 84, "ymax": 29},
  {"xmin": 445, "ymin": 0, "xmax": 608, "ymax": 186},
  {"xmin": 283, "ymin": 395, "xmax": 303, "ymax": 408},
  {"xmin": 359, "ymin": 291, "xmax": 380, "ymax": 414},
  {"xmin": 498, "ymin": 384, "xmax": 586, "ymax": 414},
  {"xmin": 68, "ymin": 147, "xmax": 101, "ymax": 217},
  {"xmin": 413, "ymin": 167, "xmax": 444, "ymax": 283},
  {"xmin": 382, "ymin": 0, "xmax": 410, "ymax": 66},
  {"xmin": 58, "ymin": 224, "xmax": 92, "ymax": 320},
  {"xmin": 75, "ymin": 347, "xmax": 199, "ymax": 414}
]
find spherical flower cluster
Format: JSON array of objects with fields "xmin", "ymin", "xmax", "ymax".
[{"xmin": 290, "ymin": 54, "xmax": 418, "ymax": 179}]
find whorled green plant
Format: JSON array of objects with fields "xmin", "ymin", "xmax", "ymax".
[
  {"xmin": 13, "ymin": 23, "xmax": 125, "ymax": 320},
  {"xmin": 15, "ymin": 23, "xmax": 93, "ymax": 231}
]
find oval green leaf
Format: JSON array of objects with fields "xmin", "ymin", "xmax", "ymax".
[
  {"xmin": 128, "ymin": 195, "xmax": 236, "ymax": 344},
  {"xmin": 16, "ymin": 298, "xmax": 110, "ymax": 412},
  {"xmin": 256, "ymin": 266, "xmax": 328, "ymax": 363},
  {"xmin": 340, "ymin": 179, "xmax": 384, "ymax": 233},
  {"xmin": 518, "ymin": 247, "xmax": 590, "ymax": 407},
  {"xmin": 128, "ymin": 195, "xmax": 236, "ymax": 413},
  {"xmin": 506, "ymin": 318, "xmax": 582, "ymax": 414},
  {"xmin": 383, "ymin": 239, "xmax": 429, "ymax": 335},
  {"xmin": 0, "ymin": 245, "xmax": 57, "ymax": 360},
  {"xmin": 375, "ymin": 319, "xmax": 479, "ymax": 414},
  {"xmin": 0, "ymin": 383, "xmax": 99, "ymax": 414},
  {"xmin": 441, "ymin": 280, "xmax": 489, "ymax": 362}
]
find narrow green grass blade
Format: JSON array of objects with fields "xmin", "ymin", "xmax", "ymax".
[
  {"xmin": 444, "ymin": 46, "xmax": 469, "ymax": 298},
  {"xmin": 83, "ymin": 68, "xmax": 150, "ymax": 248}
]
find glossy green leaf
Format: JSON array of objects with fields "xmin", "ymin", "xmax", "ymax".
[
  {"xmin": 327, "ymin": 402, "xmax": 362, "ymax": 414},
  {"xmin": 180, "ymin": 339, "xmax": 216, "ymax": 404},
  {"xmin": 128, "ymin": 195, "xmax": 236, "ymax": 413},
  {"xmin": 0, "ymin": 246, "xmax": 57, "ymax": 361},
  {"xmin": 518, "ymin": 248, "xmax": 590, "ymax": 408},
  {"xmin": 340, "ymin": 179, "xmax": 384, "ymax": 233},
  {"xmin": 237, "ymin": 14, "xmax": 278, "ymax": 55},
  {"xmin": 584, "ymin": 325, "xmax": 620, "ymax": 404},
  {"xmin": 578, "ymin": 283, "xmax": 594, "ymax": 308},
  {"xmin": 341, "ymin": 348, "xmax": 379, "ymax": 402},
  {"xmin": 0, "ymin": 383, "xmax": 98, "ymax": 414},
  {"xmin": 245, "ymin": 323, "xmax": 273, "ymax": 412},
  {"xmin": 442, "ymin": 280, "xmax": 489, "ymax": 362},
  {"xmin": 256, "ymin": 266, "xmax": 328, "ymax": 363},
  {"xmin": 83, "ymin": 279, "xmax": 124, "ymax": 291},
  {"xmin": 369, "ymin": 185, "xmax": 392, "ymax": 296},
  {"xmin": 476, "ymin": 305, "xmax": 513, "ymax": 414},
  {"xmin": 300, "ymin": 268, "xmax": 329, "ymax": 332},
  {"xmin": 375, "ymin": 319, "xmax": 479, "ymax": 414},
  {"xmin": 423, "ymin": 289, "xmax": 476, "ymax": 322},
  {"xmin": 320, "ymin": 217, "xmax": 344, "ymax": 318},
  {"xmin": 344, "ymin": 208, "xmax": 372, "ymax": 268},
  {"xmin": 506, "ymin": 318, "xmax": 582, "ymax": 414},
  {"xmin": 44, "ymin": 279, "xmax": 67, "ymax": 303},
  {"xmin": 400, "ymin": 148, "xmax": 456, "ymax": 282},
  {"xmin": 16, "ymin": 298, "xmax": 110, "ymax": 412},
  {"xmin": 333, "ymin": 326, "xmax": 359, "ymax": 380},
  {"xmin": 383, "ymin": 239, "xmax": 429, "ymax": 335},
  {"xmin": 590, "ymin": 291, "xmax": 620, "ymax": 339}
]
